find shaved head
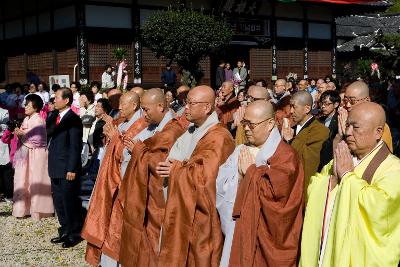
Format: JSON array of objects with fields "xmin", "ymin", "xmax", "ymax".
[
  {"xmin": 188, "ymin": 85, "xmax": 215, "ymax": 105},
  {"xmin": 246, "ymin": 100, "xmax": 275, "ymax": 119},
  {"xmin": 108, "ymin": 88, "xmax": 123, "ymax": 109},
  {"xmin": 142, "ymin": 88, "xmax": 165, "ymax": 104},
  {"xmin": 345, "ymin": 81, "xmax": 370, "ymax": 98},
  {"xmin": 131, "ymin": 87, "xmax": 144, "ymax": 98},
  {"xmin": 248, "ymin": 85, "xmax": 270, "ymax": 101},
  {"xmin": 291, "ymin": 91, "xmax": 313, "ymax": 107},
  {"xmin": 119, "ymin": 91, "xmax": 140, "ymax": 120},
  {"xmin": 141, "ymin": 88, "xmax": 168, "ymax": 124},
  {"xmin": 185, "ymin": 85, "xmax": 216, "ymax": 126},
  {"xmin": 244, "ymin": 100, "xmax": 276, "ymax": 147},
  {"xmin": 346, "ymin": 102, "xmax": 386, "ymax": 158},
  {"xmin": 177, "ymin": 85, "xmax": 190, "ymax": 95},
  {"xmin": 121, "ymin": 91, "xmax": 140, "ymax": 105}
]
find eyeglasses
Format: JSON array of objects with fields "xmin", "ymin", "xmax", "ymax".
[
  {"xmin": 343, "ymin": 96, "xmax": 368, "ymax": 105},
  {"xmin": 185, "ymin": 99, "xmax": 209, "ymax": 106},
  {"xmin": 320, "ymin": 101, "xmax": 334, "ymax": 107},
  {"xmin": 241, "ymin": 118, "xmax": 271, "ymax": 130}
]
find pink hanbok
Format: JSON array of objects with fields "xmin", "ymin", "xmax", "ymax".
[{"xmin": 12, "ymin": 113, "xmax": 54, "ymax": 220}]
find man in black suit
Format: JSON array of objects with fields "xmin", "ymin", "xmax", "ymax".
[
  {"xmin": 318, "ymin": 90, "xmax": 340, "ymax": 171},
  {"xmin": 215, "ymin": 60, "xmax": 226, "ymax": 90},
  {"xmin": 48, "ymin": 88, "xmax": 83, "ymax": 248}
]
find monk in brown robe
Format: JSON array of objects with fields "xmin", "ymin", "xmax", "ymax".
[
  {"xmin": 217, "ymin": 81, "xmax": 240, "ymax": 130},
  {"xmin": 217, "ymin": 100, "xmax": 304, "ymax": 267},
  {"xmin": 116, "ymin": 89, "xmax": 185, "ymax": 266},
  {"xmin": 81, "ymin": 92, "xmax": 148, "ymax": 266},
  {"xmin": 155, "ymin": 85, "xmax": 235, "ymax": 266}
]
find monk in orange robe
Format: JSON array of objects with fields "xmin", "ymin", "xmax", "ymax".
[
  {"xmin": 81, "ymin": 92, "xmax": 148, "ymax": 266},
  {"xmin": 155, "ymin": 85, "xmax": 235, "ymax": 266},
  {"xmin": 217, "ymin": 101, "xmax": 304, "ymax": 267},
  {"xmin": 217, "ymin": 81, "xmax": 240, "ymax": 130},
  {"xmin": 88, "ymin": 88, "xmax": 184, "ymax": 266},
  {"xmin": 118, "ymin": 89, "xmax": 186, "ymax": 267}
]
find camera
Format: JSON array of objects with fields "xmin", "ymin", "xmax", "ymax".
[{"xmin": 7, "ymin": 120, "xmax": 22, "ymax": 132}]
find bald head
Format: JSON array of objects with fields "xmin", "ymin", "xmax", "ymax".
[
  {"xmin": 177, "ymin": 85, "xmax": 190, "ymax": 95},
  {"xmin": 291, "ymin": 91, "xmax": 313, "ymax": 107},
  {"xmin": 246, "ymin": 100, "xmax": 275, "ymax": 119},
  {"xmin": 141, "ymin": 88, "xmax": 168, "ymax": 125},
  {"xmin": 346, "ymin": 102, "xmax": 386, "ymax": 158},
  {"xmin": 119, "ymin": 91, "xmax": 140, "ymax": 120},
  {"xmin": 345, "ymin": 81, "xmax": 370, "ymax": 99},
  {"xmin": 248, "ymin": 85, "xmax": 270, "ymax": 100},
  {"xmin": 131, "ymin": 87, "xmax": 144, "ymax": 98},
  {"xmin": 185, "ymin": 85, "xmax": 216, "ymax": 126},
  {"xmin": 121, "ymin": 91, "xmax": 140, "ymax": 105},
  {"xmin": 350, "ymin": 102, "xmax": 385, "ymax": 129},
  {"xmin": 244, "ymin": 100, "xmax": 276, "ymax": 147},
  {"xmin": 108, "ymin": 88, "xmax": 122, "ymax": 109},
  {"xmin": 142, "ymin": 88, "xmax": 165, "ymax": 104},
  {"xmin": 189, "ymin": 85, "xmax": 215, "ymax": 105}
]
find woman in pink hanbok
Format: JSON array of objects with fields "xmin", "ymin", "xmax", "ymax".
[{"xmin": 12, "ymin": 94, "xmax": 54, "ymax": 220}]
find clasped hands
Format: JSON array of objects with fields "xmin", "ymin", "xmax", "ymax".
[
  {"xmin": 332, "ymin": 141, "xmax": 354, "ymax": 186},
  {"xmin": 238, "ymin": 146, "xmax": 256, "ymax": 177}
]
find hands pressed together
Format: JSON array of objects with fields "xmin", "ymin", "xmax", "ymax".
[{"xmin": 238, "ymin": 147, "xmax": 256, "ymax": 177}]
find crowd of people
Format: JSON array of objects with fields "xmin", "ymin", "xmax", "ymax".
[{"xmin": 0, "ymin": 63, "xmax": 400, "ymax": 267}]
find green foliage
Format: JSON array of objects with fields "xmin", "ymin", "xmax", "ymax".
[
  {"xmin": 384, "ymin": 0, "xmax": 400, "ymax": 14},
  {"xmin": 355, "ymin": 58, "xmax": 373, "ymax": 78},
  {"xmin": 141, "ymin": 8, "xmax": 232, "ymax": 87},
  {"xmin": 113, "ymin": 48, "xmax": 128, "ymax": 61},
  {"xmin": 373, "ymin": 34, "xmax": 400, "ymax": 79}
]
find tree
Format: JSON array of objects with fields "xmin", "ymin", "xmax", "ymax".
[{"xmin": 141, "ymin": 8, "xmax": 232, "ymax": 87}]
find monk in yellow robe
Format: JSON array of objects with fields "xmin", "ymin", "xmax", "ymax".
[
  {"xmin": 155, "ymin": 85, "xmax": 235, "ymax": 266},
  {"xmin": 336, "ymin": 80, "xmax": 393, "ymax": 152},
  {"xmin": 300, "ymin": 102, "xmax": 400, "ymax": 267}
]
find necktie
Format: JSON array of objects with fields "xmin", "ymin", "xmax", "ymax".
[{"xmin": 56, "ymin": 114, "xmax": 61, "ymax": 125}]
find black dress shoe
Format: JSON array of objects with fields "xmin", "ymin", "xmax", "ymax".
[
  {"xmin": 62, "ymin": 236, "xmax": 82, "ymax": 248},
  {"xmin": 51, "ymin": 234, "xmax": 68, "ymax": 244}
]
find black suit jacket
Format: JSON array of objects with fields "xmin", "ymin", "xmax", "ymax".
[
  {"xmin": 318, "ymin": 112, "xmax": 339, "ymax": 171},
  {"xmin": 92, "ymin": 119, "xmax": 106, "ymax": 149},
  {"xmin": 216, "ymin": 67, "xmax": 225, "ymax": 88},
  {"xmin": 48, "ymin": 109, "xmax": 83, "ymax": 178}
]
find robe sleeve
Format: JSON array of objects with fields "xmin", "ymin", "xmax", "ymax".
[
  {"xmin": 299, "ymin": 162, "xmax": 333, "ymax": 267},
  {"xmin": 159, "ymin": 129, "xmax": 235, "ymax": 266},
  {"xmin": 329, "ymin": 157, "xmax": 400, "ymax": 266}
]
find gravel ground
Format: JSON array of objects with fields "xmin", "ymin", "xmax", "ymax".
[{"xmin": 0, "ymin": 201, "xmax": 89, "ymax": 267}]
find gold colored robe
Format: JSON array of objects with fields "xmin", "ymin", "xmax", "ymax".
[
  {"xmin": 300, "ymin": 143, "xmax": 400, "ymax": 267},
  {"xmin": 158, "ymin": 124, "xmax": 235, "ymax": 266}
]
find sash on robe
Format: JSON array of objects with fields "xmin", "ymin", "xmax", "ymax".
[{"xmin": 300, "ymin": 142, "xmax": 400, "ymax": 267}]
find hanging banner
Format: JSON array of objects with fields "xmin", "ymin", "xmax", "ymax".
[{"xmin": 134, "ymin": 41, "xmax": 142, "ymax": 84}]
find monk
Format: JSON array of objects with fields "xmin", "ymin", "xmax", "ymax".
[
  {"xmin": 81, "ymin": 91, "xmax": 149, "ymax": 266},
  {"xmin": 282, "ymin": 91, "xmax": 329, "ymax": 188},
  {"xmin": 336, "ymin": 80, "xmax": 393, "ymax": 152},
  {"xmin": 172, "ymin": 85, "xmax": 190, "ymax": 116},
  {"xmin": 217, "ymin": 100, "xmax": 304, "ymax": 267},
  {"xmin": 107, "ymin": 88, "xmax": 123, "ymax": 119},
  {"xmin": 300, "ymin": 102, "xmax": 400, "ymax": 267},
  {"xmin": 87, "ymin": 88, "xmax": 182, "ymax": 266},
  {"xmin": 131, "ymin": 86, "xmax": 145, "ymax": 99},
  {"xmin": 232, "ymin": 85, "xmax": 270, "ymax": 145},
  {"xmin": 216, "ymin": 81, "xmax": 240, "ymax": 131},
  {"xmin": 118, "ymin": 89, "xmax": 185, "ymax": 266},
  {"xmin": 155, "ymin": 85, "xmax": 235, "ymax": 266}
]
